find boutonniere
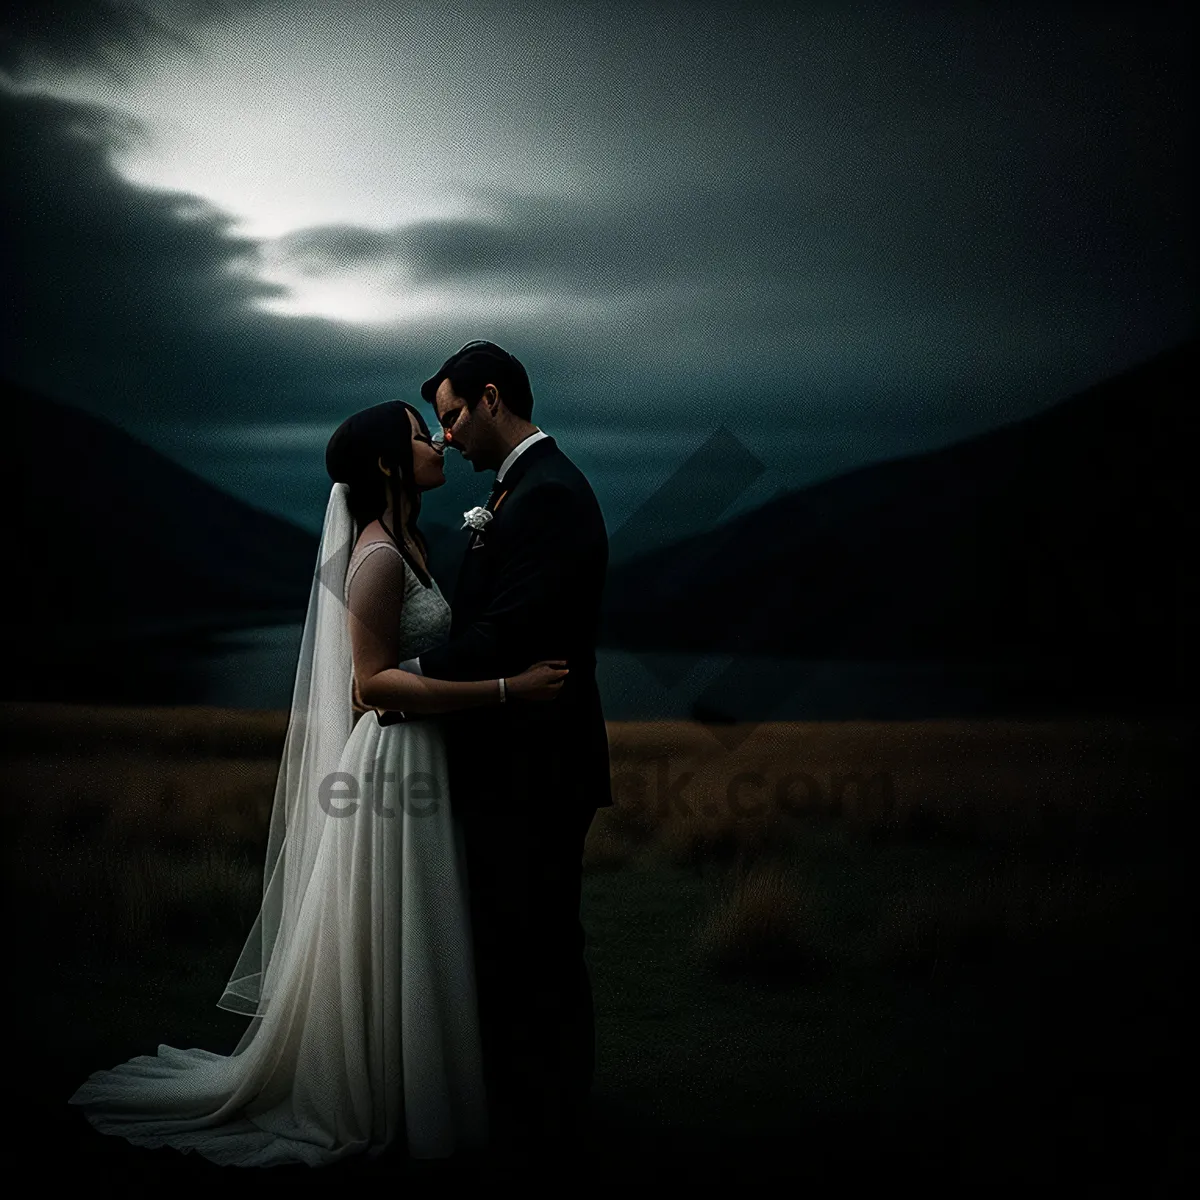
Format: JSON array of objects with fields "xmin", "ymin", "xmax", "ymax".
[{"xmin": 461, "ymin": 506, "xmax": 493, "ymax": 534}]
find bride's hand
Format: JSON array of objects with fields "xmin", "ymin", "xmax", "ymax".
[{"xmin": 506, "ymin": 660, "xmax": 569, "ymax": 702}]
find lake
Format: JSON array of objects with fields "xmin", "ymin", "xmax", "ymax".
[{"xmin": 116, "ymin": 623, "xmax": 1159, "ymax": 720}]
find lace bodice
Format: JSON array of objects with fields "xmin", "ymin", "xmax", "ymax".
[{"xmin": 344, "ymin": 539, "xmax": 452, "ymax": 714}]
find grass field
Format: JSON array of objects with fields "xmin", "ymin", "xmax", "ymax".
[{"xmin": 0, "ymin": 702, "xmax": 1189, "ymax": 1188}]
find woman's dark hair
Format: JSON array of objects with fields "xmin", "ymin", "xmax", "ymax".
[{"xmin": 325, "ymin": 400, "xmax": 432, "ymax": 584}]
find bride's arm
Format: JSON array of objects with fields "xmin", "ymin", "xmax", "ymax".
[{"xmin": 347, "ymin": 546, "xmax": 562, "ymax": 714}]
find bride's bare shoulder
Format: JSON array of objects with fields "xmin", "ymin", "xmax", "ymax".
[
  {"xmin": 347, "ymin": 523, "xmax": 405, "ymax": 588},
  {"xmin": 351, "ymin": 522, "xmax": 403, "ymax": 562},
  {"xmin": 354, "ymin": 519, "xmax": 388, "ymax": 552}
]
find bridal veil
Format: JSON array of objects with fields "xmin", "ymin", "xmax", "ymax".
[{"xmin": 218, "ymin": 481, "xmax": 356, "ymax": 1050}]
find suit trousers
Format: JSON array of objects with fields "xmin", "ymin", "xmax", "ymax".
[{"xmin": 458, "ymin": 782, "xmax": 597, "ymax": 1154}]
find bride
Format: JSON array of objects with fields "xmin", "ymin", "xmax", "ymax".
[{"xmin": 67, "ymin": 399, "xmax": 569, "ymax": 1167}]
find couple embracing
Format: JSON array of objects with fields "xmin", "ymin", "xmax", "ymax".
[{"xmin": 69, "ymin": 340, "xmax": 613, "ymax": 1173}]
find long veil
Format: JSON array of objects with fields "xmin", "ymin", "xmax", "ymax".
[
  {"xmin": 68, "ymin": 477, "xmax": 488, "ymax": 1165},
  {"xmin": 218, "ymin": 482, "xmax": 356, "ymax": 1053}
]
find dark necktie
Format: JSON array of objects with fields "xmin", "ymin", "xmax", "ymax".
[{"xmin": 486, "ymin": 477, "xmax": 504, "ymax": 513}]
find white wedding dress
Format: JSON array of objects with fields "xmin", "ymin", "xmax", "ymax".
[{"xmin": 68, "ymin": 484, "xmax": 487, "ymax": 1167}]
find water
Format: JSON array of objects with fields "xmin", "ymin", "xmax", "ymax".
[
  {"xmin": 166, "ymin": 625, "xmax": 1141, "ymax": 719},
  {"xmin": 189, "ymin": 624, "xmax": 307, "ymax": 709},
  {"xmin": 8, "ymin": 622, "xmax": 1162, "ymax": 717}
]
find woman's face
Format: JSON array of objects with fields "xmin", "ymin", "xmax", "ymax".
[{"xmin": 407, "ymin": 408, "xmax": 446, "ymax": 491}]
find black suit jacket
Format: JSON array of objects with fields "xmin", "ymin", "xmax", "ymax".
[{"xmin": 415, "ymin": 436, "xmax": 613, "ymax": 814}]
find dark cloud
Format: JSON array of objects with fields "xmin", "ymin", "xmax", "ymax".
[
  {"xmin": 1, "ymin": 1, "xmax": 1195, "ymax": 543},
  {"xmin": 273, "ymin": 225, "xmax": 399, "ymax": 276},
  {"xmin": 1, "ymin": 85, "xmax": 451, "ymax": 428},
  {"xmin": 275, "ymin": 210, "xmax": 617, "ymax": 286},
  {"xmin": 263, "ymin": 0, "xmax": 1195, "ymax": 381},
  {"xmin": 0, "ymin": 1, "xmax": 233, "ymax": 81}
]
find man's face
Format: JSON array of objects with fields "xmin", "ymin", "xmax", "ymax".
[{"xmin": 434, "ymin": 378, "xmax": 496, "ymax": 472}]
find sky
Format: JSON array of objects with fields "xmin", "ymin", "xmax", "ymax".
[{"xmin": 3, "ymin": 0, "xmax": 1194, "ymax": 545}]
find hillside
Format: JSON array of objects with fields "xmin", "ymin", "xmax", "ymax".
[
  {"xmin": 601, "ymin": 341, "xmax": 1191, "ymax": 711},
  {"xmin": 5, "ymin": 382, "xmax": 319, "ymax": 700}
]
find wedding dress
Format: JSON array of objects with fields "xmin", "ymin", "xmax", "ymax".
[{"xmin": 67, "ymin": 483, "xmax": 487, "ymax": 1167}]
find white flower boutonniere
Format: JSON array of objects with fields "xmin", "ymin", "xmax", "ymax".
[{"xmin": 461, "ymin": 506, "xmax": 493, "ymax": 533}]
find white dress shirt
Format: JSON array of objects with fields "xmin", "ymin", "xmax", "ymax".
[
  {"xmin": 400, "ymin": 428, "xmax": 548, "ymax": 677},
  {"xmin": 496, "ymin": 428, "xmax": 548, "ymax": 483}
]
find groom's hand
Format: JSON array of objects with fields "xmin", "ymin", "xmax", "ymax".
[{"xmin": 506, "ymin": 659, "xmax": 570, "ymax": 702}]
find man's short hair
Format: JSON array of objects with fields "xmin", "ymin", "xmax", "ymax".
[{"xmin": 420, "ymin": 340, "xmax": 534, "ymax": 420}]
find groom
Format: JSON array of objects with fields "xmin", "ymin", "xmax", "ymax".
[{"xmin": 385, "ymin": 340, "xmax": 612, "ymax": 1162}]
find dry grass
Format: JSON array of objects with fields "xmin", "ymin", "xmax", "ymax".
[
  {"xmin": 5, "ymin": 836, "xmax": 262, "ymax": 957},
  {"xmin": 582, "ymin": 808, "xmax": 641, "ymax": 873},
  {"xmin": 871, "ymin": 859, "xmax": 1130, "ymax": 979},
  {"xmin": 1, "ymin": 749, "xmax": 279, "ymax": 848},
  {"xmin": 605, "ymin": 716, "xmax": 1186, "ymax": 847},
  {"xmin": 685, "ymin": 850, "xmax": 1136, "ymax": 989},
  {"xmin": 691, "ymin": 856, "xmax": 831, "ymax": 984},
  {"xmin": 2, "ymin": 705, "xmax": 1183, "ymax": 856},
  {"xmin": 654, "ymin": 802, "xmax": 799, "ymax": 870},
  {"xmin": 0, "ymin": 703, "xmax": 285, "ymax": 852},
  {"xmin": 873, "ymin": 879, "xmax": 1005, "ymax": 979},
  {"xmin": 0, "ymin": 704, "xmax": 1178, "ymax": 994}
]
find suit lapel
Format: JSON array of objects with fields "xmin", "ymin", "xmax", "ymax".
[
  {"xmin": 475, "ymin": 436, "xmax": 557, "ymax": 532},
  {"xmin": 454, "ymin": 436, "xmax": 560, "ymax": 627}
]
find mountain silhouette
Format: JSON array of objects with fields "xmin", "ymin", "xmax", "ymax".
[
  {"xmin": 601, "ymin": 340, "xmax": 1191, "ymax": 713},
  {"xmin": 5, "ymin": 381, "xmax": 320, "ymax": 701}
]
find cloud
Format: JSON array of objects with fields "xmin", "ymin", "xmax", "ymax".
[
  {"xmin": 2, "ymin": 83, "xmax": 456, "ymax": 428},
  {"xmin": 266, "ymin": 185, "xmax": 731, "ymax": 292},
  {"xmin": 3, "ymin": 0, "xmax": 1194, "ymax": 470},
  {"xmin": 0, "ymin": 1, "xmax": 235, "ymax": 81},
  {"xmin": 273, "ymin": 216, "xmax": 569, "ymax": 283}
]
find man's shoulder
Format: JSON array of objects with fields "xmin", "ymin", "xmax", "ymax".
[{"xmin": 525, "ymin": 443, "xmax": 599, "ymax": 504}]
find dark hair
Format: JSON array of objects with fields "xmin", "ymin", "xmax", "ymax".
[
  {"xmin": 325, "ymin": 400, "xmax": 432, "ymax": 583},
  {"xmin": 421, "ymin": 340, "xmax": 534, "ymax": 421}
]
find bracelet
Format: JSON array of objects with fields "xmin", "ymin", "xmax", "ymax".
[{"xmin": 498, "ymin": 677, "xmax": 507, "ymax": 703}]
